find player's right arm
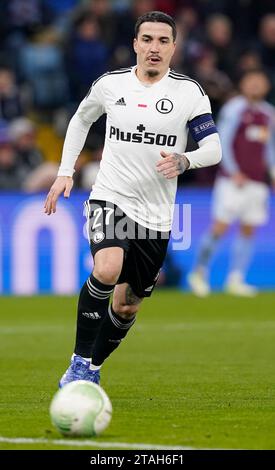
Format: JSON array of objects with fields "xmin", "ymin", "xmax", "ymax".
[
  {"xmin": 44, "ymin": 176, "xmax": 73, "ymax": 215},
  {"xmin": 43, "ymin": 77, "xmax": 106, "ymax": 215}
]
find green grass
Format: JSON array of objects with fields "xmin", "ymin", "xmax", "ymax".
[{"xmin": 1, "ymin": 291, "xmax": 275, "ymax": 450}]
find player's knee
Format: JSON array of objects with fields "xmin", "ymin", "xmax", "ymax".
[
  {"xmin": 240, "ymin": 225, "xmax": 254, "ymax": 237},
  {"xmin": 212, "ymin": 222, "xmax": 228, "ymax": 238},
  {"xmin": 114, "ymin": 303, "xmax": 140, "ymax": 318},
  {"xmin": 93, "ymin": 266, "xmax": 121, "ymax": 285}
]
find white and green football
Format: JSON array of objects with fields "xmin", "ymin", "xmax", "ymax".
[{"xmin": 49, "ymin": 381, "xmax": 112, "ymax": 437}]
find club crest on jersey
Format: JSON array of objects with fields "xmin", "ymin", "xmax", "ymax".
[
  {"xmin": 156, "ymin": 98, "xmax": 173, "ymax": 114},
  {"xmin": 92, "ymin": 231, "xmax": 105, "ymax": 243}
]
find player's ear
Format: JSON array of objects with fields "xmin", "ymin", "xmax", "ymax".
[
  {"xmin": 133, "ymin": 38, "xmax": 138, "ymax": 53},
  {"xmin": 172, "ymin": 41, "xmax": 176, "ymax": 54}
]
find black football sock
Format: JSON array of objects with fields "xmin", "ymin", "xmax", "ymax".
[
  {"xmin": 91, "ymin": 304, "xmax": 136, "ymax": 366},
  {"xmin": 74, "ymin": 274, "xmax": 115, "ymax": 358}
]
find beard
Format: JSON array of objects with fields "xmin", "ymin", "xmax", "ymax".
[{"xmin": 146, "ymin": 69, "xmax": 160, "ymax": 78}]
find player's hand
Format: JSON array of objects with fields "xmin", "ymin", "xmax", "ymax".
[
  {"xmin": 44, "ymin": 176, "xmax": 73, "ymax": 215},
  {"xmin": 156, "ymin": 151, "xmax": 190, "ymax": 179},
  {"xmin": 232, "ymin": 172, "xmax": 248, "ymax": 187}
]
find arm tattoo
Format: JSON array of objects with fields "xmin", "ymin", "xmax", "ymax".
[
  {"xmin": 125, "ymin": 285, "xmax": 142, "ymax": 305},
  {"xmin": 173, "ymin": 153, "xmax": 190, "ymax": 174}
]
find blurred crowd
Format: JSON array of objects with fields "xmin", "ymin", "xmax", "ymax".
[{"xmin": 1, "ymin": 0, "xmax": 275, "ymax": 190}]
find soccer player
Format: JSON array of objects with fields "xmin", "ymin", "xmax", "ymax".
[
  {"xmin": 44, "ymin": 11, "xmax": 221, "ymax": 386},
  {"xmin": 188, "ymin": 69, "xmax": 275, "ymax": 297}
]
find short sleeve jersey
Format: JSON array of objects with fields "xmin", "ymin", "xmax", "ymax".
[{"xmin": 77, "ymin": 66, "xmax": 214, "ymax": 231}]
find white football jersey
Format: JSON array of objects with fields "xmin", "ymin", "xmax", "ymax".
[{"xmin": 63, "ymin": 66, "xmax": 214, "ymax": 231}]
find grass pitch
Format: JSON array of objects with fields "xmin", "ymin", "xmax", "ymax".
[{"xmin": 0, "ymin": 291, "xmax": 275, "ymax": 450}]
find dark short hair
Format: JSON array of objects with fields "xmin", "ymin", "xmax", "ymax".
[{"xmin": 135, "ymin": 11, "xmax": 177, "ymax": 41}]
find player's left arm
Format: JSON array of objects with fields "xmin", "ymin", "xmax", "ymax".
[
  {"xmin": 156, "ymin": 133, "xmax": 221, "ymax": 179},
  {"xmin": 156, "ymin": 94, "xmax": 222, "ymax": 179}
]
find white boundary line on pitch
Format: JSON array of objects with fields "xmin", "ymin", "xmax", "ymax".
[{"xmin": 0, "ymin": 436, "xmax": 195, "ymax": 450}]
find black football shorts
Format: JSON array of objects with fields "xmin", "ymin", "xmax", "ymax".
[{"xmin": 85, "ymin": 199, "xmax": 170, "ymax": 298}]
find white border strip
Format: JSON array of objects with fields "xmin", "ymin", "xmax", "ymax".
[{"xmin": 0, "ymin": 436, "xmax": 194, "ymax": 450}]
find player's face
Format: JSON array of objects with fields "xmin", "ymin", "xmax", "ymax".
[
  {"xmin": 240, "ymin": 73, "xmax": 271, "ymax": 101},
  {"xmin": 133, "ymin": 22, "xmax": 176, "ymax": 80}
]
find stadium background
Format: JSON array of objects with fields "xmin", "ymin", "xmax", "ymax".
[{"xmin": 1, "ymin": 0, "xmax": 275, "ymax": 294}]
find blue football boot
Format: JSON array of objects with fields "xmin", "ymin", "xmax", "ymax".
[
  {"xmin": 59, "ymin": 355, "xmax": 90, "ymax": 388},
  {"xmin": 85, "ymin": 368, "xmax": 100, "ymax": 385}
]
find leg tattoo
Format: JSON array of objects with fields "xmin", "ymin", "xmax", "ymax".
[{"xmin": 125, "ymin": 285, "xmax": 142, "ymax": 305}]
